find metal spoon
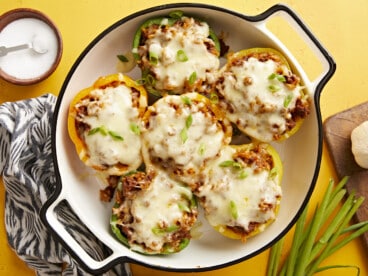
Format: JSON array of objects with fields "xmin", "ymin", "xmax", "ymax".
[{"xmin": 0, "ymin": 42, "xmax": 48, "ymax": 57}]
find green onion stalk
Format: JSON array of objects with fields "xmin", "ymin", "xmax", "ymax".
[{"xmin": 267, "ymin": 176, "xmax": 368, "ymax": 276}]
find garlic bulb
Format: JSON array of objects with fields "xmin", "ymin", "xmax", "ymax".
[{"xmin": 351, "ymin": 120, "xmax": 368, "ymax": 168}]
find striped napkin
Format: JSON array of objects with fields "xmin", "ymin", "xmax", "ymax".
[{"xmin": 0, "ymin": 94, "xmax": 130, "ymax": 276}]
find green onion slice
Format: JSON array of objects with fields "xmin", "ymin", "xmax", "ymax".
[
  {"xmin": 268, "ymin": 84, "xmax": 281, "ymax": 93},
  {"xmin": 88, "ymin": 126, "xmax": 108, "ymax": 136},
  {"xmin": 283, "ymin": 94, "xmax": 293, "ymax": 108},
  {"xmin": 229, "ymin": 200, "xmax": 239, "ymax": 220},
  {"xmin": 239, "ymin": 170, "xmax": 248, "ymax": 179},
  {"xmin": 219, "ymin": 160, "xmax": 242, "ymax": 169},
  {"xmin": 185, "ymin": 114, "xmax": 193, "ymax": 129},
  {"xmin": 180, "ymin": 114, "xmax": 193, "ymax": 143},
  {"xmin": 180, "ymin": 127, "xmax": 188, "ymax": 143},
  {"xmin": 130, "ymin": 123, "xmax": 141, "ymax": 135},
  {"xmin": 181, "ymin": 96, "xmax": 192, "ymax": 105},
  {"xmin": 176, "ymin": 49, "xmax": 188, "ymax": 62},
  {"xmin": 189, "ymin": 71, "xmax": 197, "ymax": 85},
  {"xmin": 268, "ymin": 73, "xmax": 286, "ymax": 82},
  {"xmin": 108, "ymin": 130, "xmax": 124, "ymax": 141},
  {"xmin": 88, "ymin": 126, "xmax": 124, "ymax": 141},
  {"xmin": 149, "ymin": 51, "xmax": 159, "ymax": 65}
]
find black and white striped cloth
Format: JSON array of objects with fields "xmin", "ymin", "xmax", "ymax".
[{"xmin": 0, "ymin": 94, "xmax": 130, "ymax": 275}]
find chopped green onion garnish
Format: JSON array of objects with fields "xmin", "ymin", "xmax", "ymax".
[
  {"xmin": 233, "ymin": 162, "xmax": 243, "ymax": 170},
  {"xmin": 117, "ymin": 54, "xmax": 129, "ymax": 62},
  {"xmin": 176, "ymin": 49, "xmax": 188, "ymax": 62},
  {"xmin": 284, "ymin": 94, "xmax": 293, "ymax": 108},
  {"xmin": 88, "ymin": 126, "xmax": 124, "ymax": 141},
  {"xmin": 219, "ymin": 160, "xmax": 242, "ymax": 169},
  {"xmin": 108, "ymin": 130, "xmax": 124, "ymax": 141},
  {"xmin": 180, "ymin": 127, "xmax": 188, "ymax": 143},
  {"xmin": 268, "ymin": 84, "xmax": 281, "ymax": 93},
  {"xmin": 278, "ymin": 75, "xmax": 286, "ymax": 82},
  {"xmin": 149, "ymin": 51, "xmax": 159, "ymax": 65},
  {"xmin": 185, "ymin": 114, "xmax": 193, "ymax": 129},
  {"xmin": 181, "ymin": 96, "xmax": 192, "ymax": 105},
  {"xmin": 229, "ymin": 200, "xmax": 238, "ymax": 220},
  {"xmin": 239, "ymin": 170, "xmax": 248, "ymax": 179},
  {"xmin": 219, "ymin": 160, "xmax": 235, "ymax": 167},
  {"xmin": 88, "ymin": 126, "xmax": 108, "ymax": 136},
  {"xmin": 130, "ymin": 123, "xmax": 141, "ymax": 135},
  {"xmin": 268, "ymin": 73, "xmax": 277, "ymax": 80},
  {"xmin": 268, "ymin": 73, "xmax": 286, "ymax": 82},
  {"xmin": 220, "ymin": 160, "xmax": 247, "ymax": 178},
  {"xmin": 189, "ymin": 71, "xmax": 197, "ymax": 85},
  {"xmin": 180, "ymin": 114, "xmax": 192, "ymax": 143}
]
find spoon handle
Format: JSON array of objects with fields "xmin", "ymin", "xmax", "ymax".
[{"xmin": 0, "ymin": 43, "xmax": 30, "ymax": 57}]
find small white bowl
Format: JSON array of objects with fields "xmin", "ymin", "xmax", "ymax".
[{"xmin": 0, "ymin": 8, "xmax": 63, "ymax": 85}]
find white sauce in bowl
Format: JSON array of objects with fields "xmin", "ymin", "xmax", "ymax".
[{"xmin": 0, "ymin": 18, "xmax": 59, "ymax": 79}]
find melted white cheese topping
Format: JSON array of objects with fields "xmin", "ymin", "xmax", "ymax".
[
  {"xmin": 142, "ymin": 93, "xmax": 227, "ymax": 183},
  {"xmin": 198, "ymin": 145, "xmax": 282, "ymax": 231},
  {"xmin": 77, "ymin": 85, "xmax": 142, "ymax": 172},
  {"xmin": 220, "ymin": 57, "xmax": 304, "ymax": 142},
  {"xmin": 129, "ymin": 169, "xmax": 194, "ymax": 252},
  {"xmin": 142, "ymin": 17, "xmax": 219, "ymax": 93}
]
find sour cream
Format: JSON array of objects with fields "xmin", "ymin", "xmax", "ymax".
[{"xmin": 0, "ymin": 17, "xmax": 59, "ymax": 79}]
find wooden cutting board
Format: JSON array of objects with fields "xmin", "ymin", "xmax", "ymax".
[{"xmin": 323, "ymin": 102, "xmax": 368, "ymax": 251}]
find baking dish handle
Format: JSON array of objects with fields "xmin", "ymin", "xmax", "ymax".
[
  {"xmin": 256, "ymin": 4, "xmax": 336, "ymax": 91},
  {"xmin": 41, "ymin": 194, "xmax": 124, "ymax": 274}
]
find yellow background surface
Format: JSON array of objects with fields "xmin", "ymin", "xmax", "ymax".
[{"xmin": 0, "ymin": 1, "xmax": 367, "ymax": 275}]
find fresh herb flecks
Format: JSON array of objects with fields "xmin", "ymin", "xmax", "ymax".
[
  {"xmin": 180, "ymin": 114, "xmax": 193, "ymax": 143},
  {"xmin": 88, "ymin": 126, "xmax": 124, "ymax": 141}
]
